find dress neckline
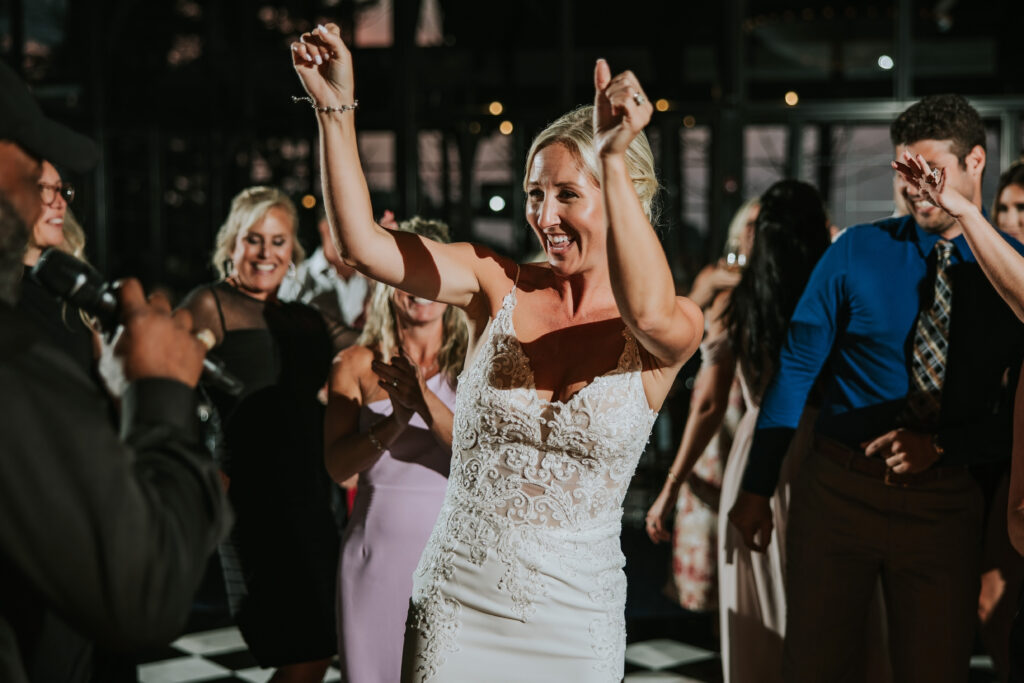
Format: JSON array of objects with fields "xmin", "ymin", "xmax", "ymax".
[{"xmin": 500, "ymin": 287, "xmax": 634, "ymax": 408}]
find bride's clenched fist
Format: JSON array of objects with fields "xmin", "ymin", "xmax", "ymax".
[
  {"xmin": 291, "ymin": 22, "xmax": 355, "ymax": 110},
  {"xmin": 593, "ymin": 58, "xmax": 653, "ymax": 158}
]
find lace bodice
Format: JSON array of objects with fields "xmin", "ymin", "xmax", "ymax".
[
  {"xmin": 406, "ymin": 288, "xmax": 659, "ymax": 681},
  {"xmin": 450, "ymin": 287, "xmax": 658, "ymax": 530}
]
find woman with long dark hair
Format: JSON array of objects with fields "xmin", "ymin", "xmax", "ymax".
[
  {"xmin": 648, "ymin": 198, "xmax": 758, "ymax": 614},
  {"xmin": 648, "ymin": 180, "xmax": 831, "ymax": 681}
]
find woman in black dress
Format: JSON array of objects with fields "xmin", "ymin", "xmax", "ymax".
[{"xmin": 180, "ymin": 186, "xmax": 337, "ymax": 683}]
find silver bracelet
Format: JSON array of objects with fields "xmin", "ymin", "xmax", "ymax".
[{"xmin": 291, "ymin": 95, "xmax": 359, "ymax": 113}]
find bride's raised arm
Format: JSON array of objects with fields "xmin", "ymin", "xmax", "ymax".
[
  {"xmin": 592, "ymin": 59, "xmax": 703, "ymax": 369},
  {"xmin": 291, "ymin": 23, "xmax": 495, "ymax": 311},
  {"xmin": 894, "ymin": 151, "xmax": 1024, "ymax": 323}
]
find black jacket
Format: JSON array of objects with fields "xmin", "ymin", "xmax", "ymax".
[{"xmin": 0, "ymin": 303, "xmax": 230, "ymax": 682}]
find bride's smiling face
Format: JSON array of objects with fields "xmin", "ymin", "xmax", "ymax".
[{"xmin": 525, "ymin": 143, "xmax": 606, "ymax": 277}]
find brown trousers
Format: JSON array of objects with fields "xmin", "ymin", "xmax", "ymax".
[{"xmin": 783, "ymin": 449, "xmax": 983, "ymax": 683}]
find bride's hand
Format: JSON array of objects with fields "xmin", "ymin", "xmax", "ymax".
[
  {"xmin": 290, "ymin": 22, "xmax": 355, "ymax": 109},
  {"xmin": 891, "ymin": 150, "xmax": 973, "ymax": 219},
  {"xmin": 593, "ymin": 59, "xmax": 653, "ymax": 158}
]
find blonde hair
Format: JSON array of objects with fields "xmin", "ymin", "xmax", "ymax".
[
  {"xmin": 212, "ymin": 186, "xmax": 304, "ymax": 278},
  {"xmin": 723, "ymin": 197, "xmax": 760, "ymax": 257},
  {"xmin": 357, "ymin": 216, "xmax": 469, "ymax": 385},
  {"xmin": 58, "ymin": 208, "xmax": 87, "ymax": 261},
  {"xmin": 47, "ymin": 207, "xmax": 97, "ymax": 329},
  {"xmin": 523, "ymin": 105, "xmax": 660, "ymax": 225}
]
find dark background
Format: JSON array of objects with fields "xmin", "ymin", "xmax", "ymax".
[{"xmin": 4, "ymin": 0, "xmax": 1023, "ymax": 297}]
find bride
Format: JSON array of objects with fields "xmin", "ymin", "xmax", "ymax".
[{"xmin": 292, "ymin": 24, "xmax": 703, "ymax": 682}]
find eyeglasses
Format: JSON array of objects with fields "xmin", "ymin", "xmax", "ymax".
[{"xmin": 38, "ymin": 181, "xmax": 75, "ymax": 206}]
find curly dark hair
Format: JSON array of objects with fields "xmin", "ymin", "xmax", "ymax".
[
  {"xmin": 725, "ymin": 180, "xmax": 831, "ymax": 394},
  {"xmin": 890, "ymin": 94, "xmax": 986, "ymax": 165}
]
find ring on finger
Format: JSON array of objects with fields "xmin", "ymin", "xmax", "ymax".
[
  {"xmin": 632, "ymin": 91, "xmax": 646, "ymax": 106},
  {"xmin": 195, "ymin": 328, "xmax": 216, "ymax": 351},
  {"xmin": 930, "ymin": 168, "xmax": 941, "ymax": 183}
]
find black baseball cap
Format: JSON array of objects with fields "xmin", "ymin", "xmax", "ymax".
[{"xmin": 0, "ymin": 59, "xmax": 98, "ymax": 172}]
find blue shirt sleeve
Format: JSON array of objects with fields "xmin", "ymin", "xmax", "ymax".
[{"xmin": 740, "ymin": 232, "xmax": 849, "ymax": 496}]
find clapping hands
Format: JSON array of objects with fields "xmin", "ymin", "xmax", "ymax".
[{"xmin": 371, "ymin": 355, "xmax": 429, "ymax": 427}]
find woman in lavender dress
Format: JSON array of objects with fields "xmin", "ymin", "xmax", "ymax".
[{"xmin": 324, "ymin": 217, "xmax": 468, "ymax": 683}]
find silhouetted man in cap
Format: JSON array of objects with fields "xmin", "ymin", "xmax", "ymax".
[{"xmin": 0, "ymin": 60, "xmax": 230, "ymax": 683}]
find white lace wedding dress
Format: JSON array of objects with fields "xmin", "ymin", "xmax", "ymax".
[{"xmin": 401, "ymin": 287, "xmax": 658, "ymax": 682}]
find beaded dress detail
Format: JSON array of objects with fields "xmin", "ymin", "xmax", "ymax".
[{"xmin": 402, "ymin": 287, "xmax": 658, "ymax": 682}]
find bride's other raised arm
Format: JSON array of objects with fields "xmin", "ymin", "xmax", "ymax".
[
  {"xmin": 592, "ymin": 59, "xmax": 703, "ymax": 368},
  {"xmin": 894, "ymin": 151, "xmax": 1024, "ymax": 322},
  {"xmin": 291, "ymin": 24, "xmax": 493, "ymax": 312}
]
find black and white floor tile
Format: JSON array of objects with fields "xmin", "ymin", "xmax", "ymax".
[
  {"xmin": 137, "ymin": 627, "xmax": 721, "ymax": 683},
  {"xmin": 137, "ymin": 627, "xmax": 341, "ymax": 683},
  {"xmin": 137, "ymin": 626, "xmax": 997, "ymax": 683},
  {"xmin": 623, "ymin": 638, "xmax": 721, "ymax": 682}
]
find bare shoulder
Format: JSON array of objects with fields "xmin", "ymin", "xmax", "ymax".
[
  {"xmin": 331, "ymin": 344, "xmax": 374, "ymax": 378},
  {"xmin": 517, "ymin": 261, "xmax": 554, "ymax": 284},
  {"xmin": 469, "ymin": 245, "xmax": 520, "ymax": 295},
  {"xmin": 328, "ymin": 344, "xmax": 375, "ymax": 401},
  {"xmin": 508, "ymin": 262, "xmax": 559, "ymax": 302},
  {"xmin": 458, "ymin": 244, "xmax": 521, "ymax": 324}
]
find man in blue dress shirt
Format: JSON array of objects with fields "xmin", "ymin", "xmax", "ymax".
[{"xmin": 729, "ymin": 95, "xmax": 1024, "ymax": 682}]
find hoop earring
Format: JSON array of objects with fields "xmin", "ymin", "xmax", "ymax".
[{"xmin": 222, "ymin": 259, "xmax": 234, "ymax": 277}]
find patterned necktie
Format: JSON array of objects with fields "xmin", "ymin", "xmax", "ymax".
[{"xmin": 903, "ymin": 239, "xmax": 955, "ymax": 430}]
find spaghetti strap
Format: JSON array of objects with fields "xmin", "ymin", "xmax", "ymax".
[
  {"xmin": 209, "ymin": 283, "xmax": 228, "ymax": 335},
  {"xmin": 513, "ymin": 263, "xmax": 521, "ymax": 288}
]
